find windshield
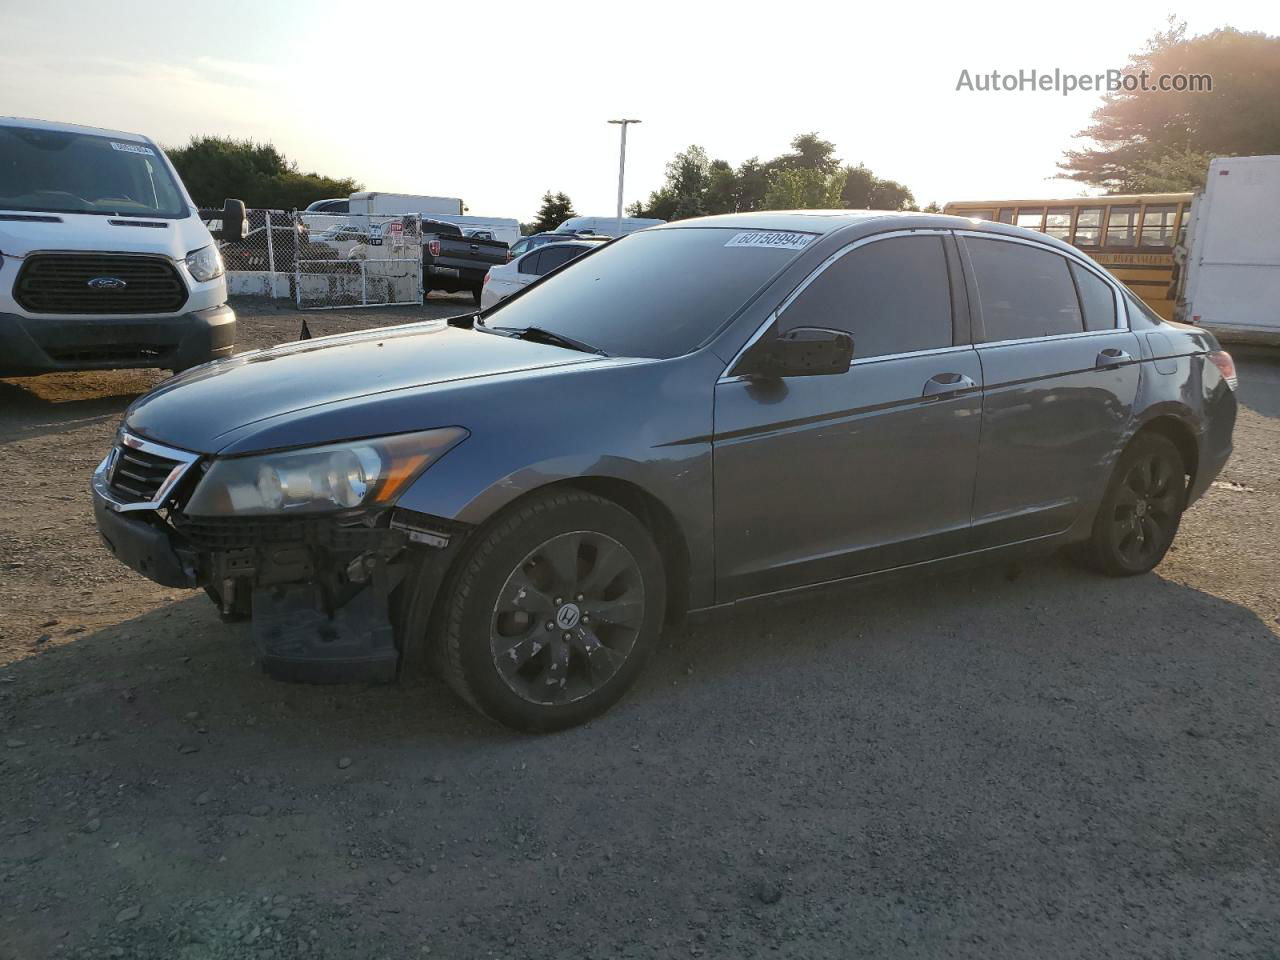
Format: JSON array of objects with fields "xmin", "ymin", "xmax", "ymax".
[
  {"xmin": 0, "ymin": 125, "xmax": 188, "ymax": 218},
  {"xmin": 485, "ymin": 227, "xmax": 810, "ymax": 358}
]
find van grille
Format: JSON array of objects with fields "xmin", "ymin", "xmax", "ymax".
[
  {"xmin": 15, "ymin": 254, "xmax": 188, "ymax": 315},
  {"xmin": 108, "ymin": 445, "xmax": 186, "ymax": 505}
]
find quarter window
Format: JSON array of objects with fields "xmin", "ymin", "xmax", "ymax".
[
  {"xmin": 1070, "ymin": 262, "xmax": 1117, "ymax": 331},
  {"xmin": 965, "ymin": 237, "xmax": 1083, "ymax": 341},
  {"xmin": 517, "ymin": 251, "xmax": 543, "ymax": 274},
  {"xmin": 779, "ymin": 235, "xmax": 953, "ymax": 359}
]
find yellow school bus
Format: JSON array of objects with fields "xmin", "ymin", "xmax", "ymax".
[{"xmin": 943, "ymin": 194, "xmax": 1193, "ymax": 320}]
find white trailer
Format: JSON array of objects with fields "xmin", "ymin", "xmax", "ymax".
[
  {"xmin": 348, "ymin": 192, "xmax": 463, "ymax": 218},
  {"xmin": 1177, "ymin": 155, "xmax": 1280, "ymax": 343}
]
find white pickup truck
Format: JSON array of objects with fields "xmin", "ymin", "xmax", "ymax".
[{"xmin": 0, "ymin": 116, "xmax": 247, "ymax": 377}]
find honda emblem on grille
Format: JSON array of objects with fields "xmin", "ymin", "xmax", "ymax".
[{"xmin": 87, "ymin": 276, "xmax": 128, "ymax": 290}]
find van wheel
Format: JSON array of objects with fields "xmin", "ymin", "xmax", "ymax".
[
  {"xmin": 1071, "ymin": 433, "xmax": 1187, "ymax": 576},
  {"xmin": 434, "ymin": 490, "xmax": 666, "ymax": 732}
]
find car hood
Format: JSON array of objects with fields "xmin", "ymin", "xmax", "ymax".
[
  {"xmin": 124, "ymin": 321, "xmax": 607, "ymax": 454},
  {"xmin": 0, "ymin": 210, "xmax": 206, "ymax": 260}
]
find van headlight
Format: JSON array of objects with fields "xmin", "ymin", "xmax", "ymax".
[
  {"xmin": 185, "ymin": 244, "xmax": 225, "ymax": 282},
  {"xmin": 183, "ymin": 428, "xmax": 468, "ymax": 517}
]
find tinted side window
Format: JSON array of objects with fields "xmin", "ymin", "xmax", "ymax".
[
  {"xmin": 966, "ymin": 238, "xmax": 1083, "ymax": 341},
  {"xmin": 539, "ymin": 247, "xmax": 580, "ymax": 273},
  {"xmin": 779, "ymin": 235, "xmax": 953, "ymax": 359},
  {"xmin": 1070, "ymin": 262, "xmax": 1117, "ymax": 331},
  {"xmin": 517, "ymin": 251, "xmax": 543, "ymax": 275}
]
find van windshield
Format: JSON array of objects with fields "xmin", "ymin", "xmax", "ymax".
[
  {"xmin": 483, "ymin": 227, "xmax": 813, "ymax": 358},
  {"xmin": 0, "ymin": 126, "xmax": 188, "ymax": 218}
]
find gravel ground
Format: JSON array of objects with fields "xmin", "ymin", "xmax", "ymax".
[{"xmin": 0, "ymin": 300, "xmax": 1277, "ymax": 959}]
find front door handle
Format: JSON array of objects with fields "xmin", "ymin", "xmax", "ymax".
[
  {"xmin": 922, "ymin": 372, "xmax": 976, "ymax": 399},
  {"xmin": 1096, "ymin": 348, "xmax": 1132, "ymax": 369}
]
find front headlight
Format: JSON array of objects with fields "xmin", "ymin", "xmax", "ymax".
[
  {"xmin": 183, "ymin": 427, "xmax": 468, "ymax": 517},
  {"xmin": 185, "ymin": 244, "xmax": 225, "ymax": 283}
]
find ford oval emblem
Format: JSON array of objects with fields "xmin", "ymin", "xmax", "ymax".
[{"xmin": 88, "ymin": 276, "xmax": 128, "ymax": 290}]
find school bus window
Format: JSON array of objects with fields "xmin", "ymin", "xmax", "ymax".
[
  {"xmin": 1106, "ymin": 206, "xmax": 1139, "ymax": 247},
  {"xmin": 997, "ymin": 208, "xmax": 1015, "ymax": 224},
  {"xmin": 1140, "ymin": 204, "xmax": 1177, "ymax": 247},
  {"xmin": 1045, "ymin": 207, "xmax": 1072, "ymax": 241},
  {"xmin": 1016, "ymin": 208, "xmax": 1045, "ymax": 231},
  {"xmin": 963, "ymin": 209, "xmax": 996, "ymax": 221},
  {"xmin": 1074, "ymin": 207, "xmax": 1103, "ymax": 246}
]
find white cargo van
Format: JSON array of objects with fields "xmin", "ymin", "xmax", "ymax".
[
  {"xmin": 556, "ymin": 215, "xmax": 665, "ymax": 238},
  {"xmin": 0, "ymin": 117, "xmax": 246, "ymax": 377},
  {"xmin": 1176, "ymin": 155, "xmax": 1280, "ymax": 343}
]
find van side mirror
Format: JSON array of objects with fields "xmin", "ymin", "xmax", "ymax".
[
  {"xmin": 219, "ymin": 199, "xmax": 248, "ymax": 241},
  {"xmin": 735, "ymin": 326, "xmax": 853, "ymax": 379}
]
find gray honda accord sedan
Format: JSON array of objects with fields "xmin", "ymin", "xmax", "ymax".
[{"xmin": 91, "ymin": 211, "xmax": 1238, "ymax": 731}]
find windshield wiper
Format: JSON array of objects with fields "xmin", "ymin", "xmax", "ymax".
[{"xmin": 490, "ymin": 325, "xmax": 609, "ymax": 357}]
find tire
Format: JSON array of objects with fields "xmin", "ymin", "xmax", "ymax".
[
  {"xmin": 430, "ymin": 489, "xmax": 666, "ymax": 732},
  {"xmin": 1072, "ymin": 433, "xmax": 1188, "ymax": 576}
]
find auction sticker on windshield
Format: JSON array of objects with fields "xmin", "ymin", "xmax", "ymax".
[
  {"xmin": 110, "ymin": 141, "xmax": 156, "ymax": 156},
  {"xmin": 724, "ymin": 231, "xmax": 815, "ymax": 251}
]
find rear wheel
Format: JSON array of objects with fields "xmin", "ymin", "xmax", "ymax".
[
  {"xmin": 432, "ymin": 490, "xmax": 666, "ymax": 732},
  {"xmin": 1072, "ymin": 433, "xmax": 1187, "ymax": 576}
]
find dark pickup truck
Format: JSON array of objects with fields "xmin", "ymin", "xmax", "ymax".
[{"xmin": 422, "ymin": 219, "xmax": 509, "ymax": 303}]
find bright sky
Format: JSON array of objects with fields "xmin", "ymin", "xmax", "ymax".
[{"xmin": 3, "ymin": 0, "xmax": 1278, "ymax": 219}]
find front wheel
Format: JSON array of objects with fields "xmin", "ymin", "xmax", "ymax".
[
  {"xmin": 1072, "ymin": 433, "xmax": 1187, "ymax": 576},
  {"xmin": 432, "ymin": 490, "xmax": 667, "ymax": 732}
]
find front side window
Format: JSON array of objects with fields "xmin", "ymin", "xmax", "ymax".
[
  {"xmin": 485, "ymin": 227, "xmax": 807, "ymax": 359},
  {"xmin": 0, "ymin": 125, "xmax": 187, "ymax": 218},
  {"xmin": 1105, "ymin": 206, "xmax": 1139, "ymax": 247},
  {"xmin": 778, "ymin": 235, "xmax": 953, "ymax": 359},
  {"xmin": 965, "ymin": 237, "xmax": 1083, "ymax": 341},
  {"xmin": 1070, "ymin": 262, "xmax": 1118, "ymax": 331}
]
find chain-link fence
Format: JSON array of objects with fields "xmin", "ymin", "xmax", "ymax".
[
  {"xmin": 294, "ymin": 212, "xmax": 423, "ymax": 309},
  {"xmin": 209, "ymin": 209, "xmax": 425, "ymax": 309}
]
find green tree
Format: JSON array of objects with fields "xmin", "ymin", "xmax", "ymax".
[
  {"xmin": 840, "ymin": 164, "xmax": 916, "ymax": 210},
  {"xmin": 770, "ymin": 132, "xmax": 841, "ymax": 175},
  {"xmin": 1059, "ymin": 20, "xmax": 1280, "ymax": 191},
  {"xmin": 629, "ymin": 145, "xmax": 714, "ymax": 220},
  {"xmin": 529, "ymin": 191, "xmax": 577, "ymax": 233},
  {"xmin": 763, "ymin": 168, "xmax": 848, "ymax": 210},
  {"xmin": 166, "ymin": 136, "xmax": 361, "ymax": 209}
]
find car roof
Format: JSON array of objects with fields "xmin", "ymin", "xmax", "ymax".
[
  {"xmin": 530, "ymin": 240, "xmax": 596, "ymax": 250},
  {"xmin": 0, "ymin": 115, "xmax": 153, "ymax": 144}
]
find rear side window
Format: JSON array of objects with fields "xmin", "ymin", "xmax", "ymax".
[
  {"xmin": 517, "ymin": 251, "xmax": 543, "ymax": 274},
  {"xmin": 965, "ymin": 238, "xmax": 1083, "ymax": 340},
  {"xmin": 1070, "ymin": 262, "xmax": 1117, "ymax": 331},
  {"xmin": 779, "ymin": 235, "xmax": 953, "ymax": 359},
  {"xmin": 538, "ymin": 246, "xmax": 582, "ymax": 274}
]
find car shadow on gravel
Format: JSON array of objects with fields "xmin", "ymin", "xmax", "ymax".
[{"xmin": 0, "ymin": 376, "xmax": 154, "ymax": 446}]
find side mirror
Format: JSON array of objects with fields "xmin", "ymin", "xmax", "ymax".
[
  {"xmin": 736, "ymin": 326, "xmax": 853, "ymax": 379},
  {"xmin": 219, "ymin": 199, "xmax": 248, "ymax": 241}
]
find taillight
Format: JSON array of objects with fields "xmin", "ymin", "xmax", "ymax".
[
  {"xmin": 1208, "ymin": 350, "xmax": 1238, "ymax": 390},
  {"xmin": 427, "ymin": 239, "xmax": 440, "ymax": 257},
  {"xmin": 482, "ymin": 272, "xmax": 490, "ymax": 286}
]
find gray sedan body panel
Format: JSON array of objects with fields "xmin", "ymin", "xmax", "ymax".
[{"xmin": 107, "ymin": 211, "xmax": 1237, "ymax": 620}]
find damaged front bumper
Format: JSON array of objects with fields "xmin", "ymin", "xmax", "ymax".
[{"xmin": 91, "ymin": 465, "xmax": 462, "ymax": 684}]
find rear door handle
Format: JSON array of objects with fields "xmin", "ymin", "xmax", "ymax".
[
  {"xmin": 1096, "ymin": 348, "xmax": 1132, "ymax": 369},
  {"xmin": 922, "ymin": 373, "xmax": 976, "ymax": 399}
]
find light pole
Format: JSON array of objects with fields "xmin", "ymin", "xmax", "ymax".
[{"xmin": 608, "ymin": 118, "xmax": 641, "ymax": 236}]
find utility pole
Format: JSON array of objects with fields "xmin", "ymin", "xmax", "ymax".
[{"xmin": 608, "ymin": 119, "xmax": 641, "ymax": 236}]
